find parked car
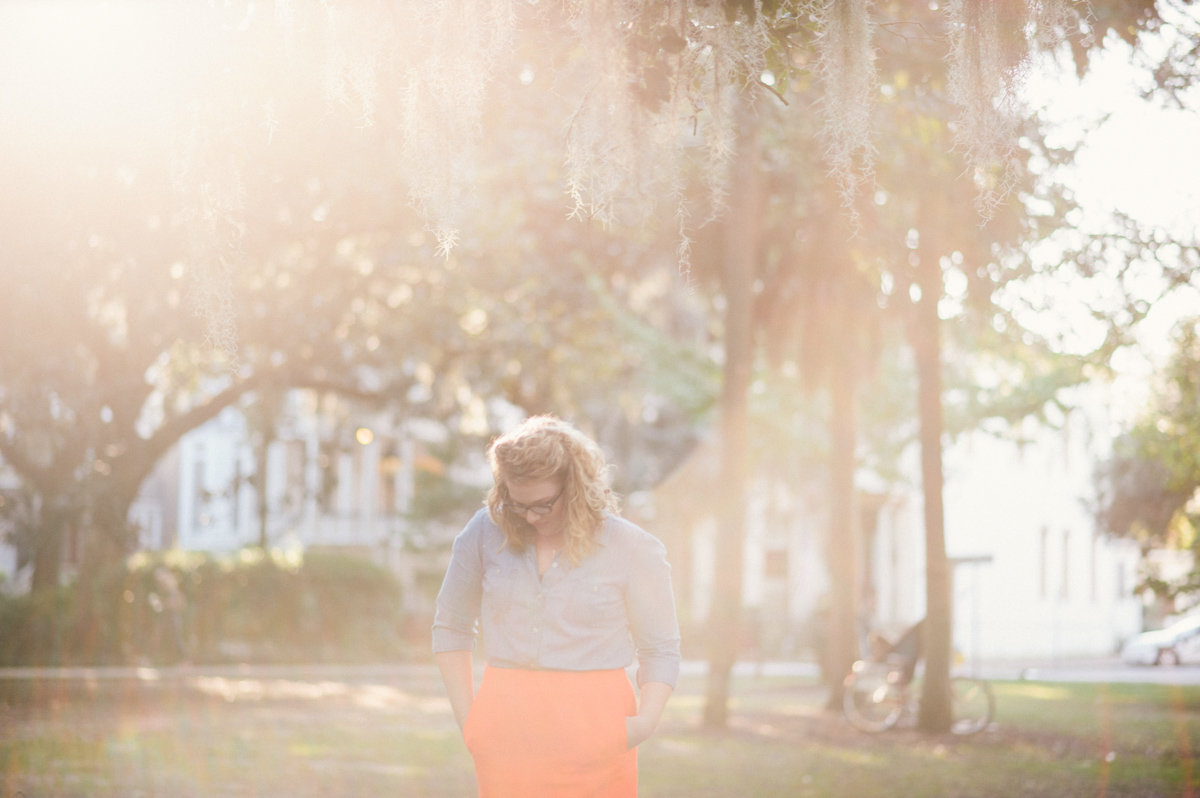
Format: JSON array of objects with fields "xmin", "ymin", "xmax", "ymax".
[{"xmin": 1121, "ymin": 615, "xmax": 1200, "ymax": 666}]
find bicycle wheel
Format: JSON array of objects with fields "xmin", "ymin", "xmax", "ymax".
[
  {"xmin": 950, "ymin": 677, "xmax": 994, "ymax": 735},
  {"xmin": 843, "ymin": 662, "xmax": 906, "ymax": 732}
]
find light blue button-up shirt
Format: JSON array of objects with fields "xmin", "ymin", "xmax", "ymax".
[{"xmin": 432, "ymin": 509, "xmax": 682, "ymax": 688}]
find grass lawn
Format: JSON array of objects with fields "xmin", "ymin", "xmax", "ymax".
[{"xmin": 1, "ymin": 670, "xmax": 1196, "ymax": 797}]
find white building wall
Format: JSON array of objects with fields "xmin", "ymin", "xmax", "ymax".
[
  {"xmin": 676, "ymin": 400, "xmax": 1143, "ymax": 663},
  {"xmin": 687, "ymin": 483, "xmax": 826, "ymax": 632},
  {"xmin": 759, "ymin": 388, "xmax": 1145, "ymax": 662},
  {"xmin": 935, "ymin": 406, "xmax": 1143, "ymax": 661},
  {"xmin": 176, "ymin": 433, "xmax": 200, "ymax": 548},
  {"xmin": 788, "ymin": 500, "xmax": 827, "ymax": 625},
  {"xmin": 177, "ymin": 409, "xmax": 252, "ymax": 552},
  {"xmin": 167, "ymin": 397, "xmax": 427, "ymax": 558},
  {"xmin": 872, "ymin": 494, "xmax": 925, "ymax": 632},
  {"xmin": 690, "ymin": 517, "xmax": 716, "ymax": 624},
  {"xmin": 741, "ymin": 479, "xmax": 768, "ymax": 609}
]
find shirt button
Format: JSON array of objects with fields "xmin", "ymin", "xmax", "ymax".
[{"xmin": 532, "ymin": 627, "xmax": 539, "ymax": 634}]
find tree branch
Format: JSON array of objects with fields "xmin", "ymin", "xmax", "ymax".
[
  {"xmin": 877, "ymin": 21, "xmax": 945, "ymax": 43},
  {"xmin": 124, "ymin": 373, "xmax": 267, "ymax": 482},
  {"xmin": 117, "ymin": 365, "xmax": 407, "ymax": 491},
  {"xmin": 754, "ymin": 76, "xmax": 789, "ymax": 106}
]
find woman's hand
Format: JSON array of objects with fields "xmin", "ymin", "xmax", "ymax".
[{"xmin": 625, "ymin": 714, "xmax": 658, "ymax": 750}]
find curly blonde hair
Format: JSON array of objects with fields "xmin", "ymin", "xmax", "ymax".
[{"xmin": 486, "ymin": 416, "xmax": 619, "ymax": 566}]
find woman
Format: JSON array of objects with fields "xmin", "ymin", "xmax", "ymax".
[{"xmin": 433, "ymin": 416, "xmax": 681, "ymax": 798}]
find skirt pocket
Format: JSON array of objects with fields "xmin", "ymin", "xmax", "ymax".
[{"xmin": 462, "ymin": 704, "xmax": 478, "ymax": 751}]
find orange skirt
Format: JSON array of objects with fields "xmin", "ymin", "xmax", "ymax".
[{"xmin": 463, "ymin": 666, "xmax": 638, "ymax": 798}]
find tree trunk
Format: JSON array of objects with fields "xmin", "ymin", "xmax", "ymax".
[
  {"xmin": 69, "ymin": 484, "xmax": 140, "ymax": 664},
  {"xmin": 30, "ymin": 499, "xmax": 67, "ymax": 596},
  {"xmin": 812, "ymin": 184, "xmax": 863, "ymax": 709},
  {"xmin": 824, "ymin": 329, "xmax": 860, "ymax": 708},
  {"xmin": 29, "ymin": 495, "xmax": 72, "ymax": 665},
  {"xmin": 911, "ymin": 204, "xmax": 953, "ymax": 734},
  {"xmin": 702, "ymin": 104, "xmax": 762, "ymax": 729}
]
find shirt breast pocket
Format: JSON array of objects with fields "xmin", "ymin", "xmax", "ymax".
[
  {"xmin": 568, "ymin": 578, "xmax": 626, "ymax": 626},
  {"xmin": 481, "ymin": 566, "xmax": 516, "ymax": 619}
]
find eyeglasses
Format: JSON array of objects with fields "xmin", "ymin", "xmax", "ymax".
[{"xmin": 502, "ymin": 487, "xmax": 564, "ymax": 518}]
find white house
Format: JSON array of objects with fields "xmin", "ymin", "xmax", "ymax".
[
  {"xmin": 138, "ymin": 391, "xmax": 490, "ymax": 616},
  {"xmin": 650, "ymin": 394, "xmax": 1144, "ymax": 663},
  {"xmin": 0, "ymin": 390, "xmax": 489, "ymax": 610},
  {"xmin": 936, "ymin": 410, "xmax": 1142, "ymax": 661}
]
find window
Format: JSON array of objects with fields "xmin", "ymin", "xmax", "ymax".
[{"xmin": 1039, "ymin": 527, "xmax": 1048, "ymax": 599}]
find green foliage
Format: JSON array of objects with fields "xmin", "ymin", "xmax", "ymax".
[
  {"xmin": 1097, "ymin": 431, "xmax": 1194, "ymax": 549},
  {"xmin": 942, "ymin": 316, "xmax": 1092, "ymax": 438},
  {"xmin": 1097, "ymin": 318, "xmax": 1200, "ymax": 555},
  {"xmin": 590, "ymin": 275, "xmax": 720, "ymax": 422},
  {"xmin": 0, "ymin": 588, "xmax": 72, "ymax": 667},
  {"xmin": 411, "ymin": 468, "xmax": 483, "ymax": 522},
  {"xmin": 0, "ymin": 549, "xmax": 407, "ymax": 667}
]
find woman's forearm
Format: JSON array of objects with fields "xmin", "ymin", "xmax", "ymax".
[
  {"xmin": 435, "ymin": 650, "xmax": 475, "ymax": 731},
  {"xmin": 637, "ymin": 680, "xmax": 673, "ymax": 726},
  {"xmin": 626, "ymin": 680, "xmax": 673, "ymax": 748}
]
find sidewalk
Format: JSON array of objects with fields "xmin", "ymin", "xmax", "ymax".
[
  {"xmin": 0, "ymin": 661, "xmax": 817, "ymax": 682},
  {"xmin": 975, "ymin": 657, "xmax": 1200, "ymax": 685},
  {"xmin": 678, "ymin": 660, "xmax": 820, "ymax": 678},
  {"xmin": 0, "ymin": 663, "xmax": 441, "ymax": 682},
  {"xmin": 2, "ymin": 657, "xmax": 1197, "ymax": 685}
]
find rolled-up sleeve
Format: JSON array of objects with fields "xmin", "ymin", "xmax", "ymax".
[
  {"xmin": 432, "ymin": 516, "xmax": 484, "ymax": 653},
  {"xmin": 626, "ymin": 532, "xmax": 682, "ymax": 688}
]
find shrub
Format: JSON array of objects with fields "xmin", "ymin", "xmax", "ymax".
[{"xmin": 0, "ymin": 548, "xmax": 408, "ymax": 666}]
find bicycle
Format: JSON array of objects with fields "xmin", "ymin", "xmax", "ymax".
[{"xmin": 842, "ymin": 657, "xmax": 995, "ymax": 735}]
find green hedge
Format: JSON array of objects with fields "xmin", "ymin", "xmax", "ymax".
[{"xmin": 0, "ymin": 548, "xmax": 409, "ymax": 666}]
